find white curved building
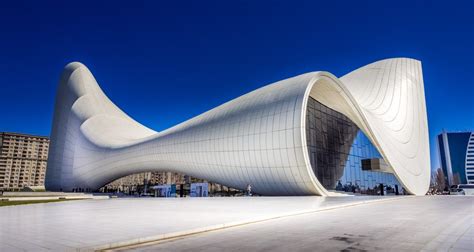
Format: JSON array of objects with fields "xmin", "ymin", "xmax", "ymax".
[{"xmin": 45, "ymin": 58, "xmax": 430, "ymax": 196}]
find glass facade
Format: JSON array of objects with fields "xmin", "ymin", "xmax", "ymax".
[
  {"xmin": 306, "ymin": 97, "xmax": 401, "ymax": 192},
  {"xmin": 339, "ymin": 131, "xmax": 401, "ymax": 191},
  {"xmin": 437, "ymin": 132, "xmax": 473, "ymax": 185},
  {"xmin": 446, "ymin": 133, "xmax": 471, "ymax": 185},
  {"xmin": 437, "ymin": 134, "xmax": 449, "ymax": 185}
]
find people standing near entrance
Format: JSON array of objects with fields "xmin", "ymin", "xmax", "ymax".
[{"xmin": 246, "ymin": 184, "xmax": 252, "ymax": 196}]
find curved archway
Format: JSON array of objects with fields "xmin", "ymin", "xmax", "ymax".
[{"xmin": 45, "ymin": 58, "xmax": 430, "ymax": 195}]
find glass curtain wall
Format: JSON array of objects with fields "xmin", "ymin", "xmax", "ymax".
[{"xmin": 306, "ymin": 97, "xmax": 401, "ymax": 193}]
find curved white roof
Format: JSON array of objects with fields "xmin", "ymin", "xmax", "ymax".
[{"xmin": 45, "ymin": 58, "xmax": 430, "ymax": 195}]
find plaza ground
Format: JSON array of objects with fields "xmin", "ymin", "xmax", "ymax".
[
  {"xmin": 0, "ymin": 196, "xmax": 472, "ymax": 251},
  {"xmin": 120, "ymin": 196, "xmax": 473, "ymax": 252}
]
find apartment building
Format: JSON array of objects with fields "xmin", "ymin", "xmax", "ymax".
[{"xmin": 0, "ymin": 132, "xmax": 49, "ymax": 191}]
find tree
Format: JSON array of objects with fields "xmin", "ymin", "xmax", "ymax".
[{"xmin": 434, "ymin": 168, "xmax": 446, "ymax": 192}]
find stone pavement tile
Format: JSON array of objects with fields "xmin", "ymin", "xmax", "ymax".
[
  {"xmin": 450, "ymin": 248, "xmax": 472, "ymax": 252},
  {"xmin": 457, "ymin": 235, "xmax": 473, "ymax": 244},
  {"xmin": 412, "ymin": 230, "xmax": 442, "ymax": 241},
  {"xmin": 445, "ymin": 227, "xmax": 471, "ymax": 238},
  {"xmin": 422, "ymin": 240, "xmax": 446, "ymax": 251},
  {"xmin": 354, "ymin": 238, "xmax": 397, "ymax": 251},
  {"xmin": 426, "ymin": 241, "xmax": 456, "ymax": 252},
  {"xmin": 463, "ymin": 230, "xmax": 474, "ymax": 238},
  {"xmin": 0, "ymin": 243, "xmax": 25, "ymax": 252},
  {"xmin": 451, "ymin": 240, "xmax": 474, "ymax": 250},
  {"xmin": 385, "ymin": 232, "xmax": 429, "ymax": 244},
  {"xmin": 2, "ymin": 236, "xmax": 54, "ymax": 251},
  {"xmin": 458, "ymin": 227, "xmax": 473, "ymax": 240},
  {"xmin": 390, "ymin": 241, "xmax": 425, "ymax": 251},
  {"xmin": 434, "ymin": 234, "xmax": 463, "ymax": 244}
]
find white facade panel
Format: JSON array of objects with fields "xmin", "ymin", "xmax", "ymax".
[{"xmin": 46, "ymin": 58, "xmax": 430, "ymax": 195}]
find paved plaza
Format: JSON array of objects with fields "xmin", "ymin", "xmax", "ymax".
[
  {"xmin": 120, "ymin": 196, "xmax": 474, "ymax": 252},
  {"xmin": 0, "ymin": 196, "xmax": 472, "ymax": 251}
]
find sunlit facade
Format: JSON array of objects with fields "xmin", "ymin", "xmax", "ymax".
[{"xmin": 45, "ymin": 58, "xmax": 430, "ymax": 195}]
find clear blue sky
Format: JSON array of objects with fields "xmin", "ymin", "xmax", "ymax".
[{"xmin": 1, "ymin": 0, "xmax": 473, "ymax": 171}]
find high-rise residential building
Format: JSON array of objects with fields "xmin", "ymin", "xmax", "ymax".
[
  {"xmin": 0, "ymin": 132, "xmax": 50, "ymax": 191},
  {"xmin": 437, "ymin": 131, "xmax": 474, "ymax": 186}
]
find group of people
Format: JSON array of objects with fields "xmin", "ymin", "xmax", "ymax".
[
  {"xmin": 71, "ymin": 187, "xmax": 92, "ymax": 192},
  {"xmin": 335, "ymin": 181, "xmax": 360, "ymax": 193},
  {"xmin": 335, "ymin": 180, "xmax": 402, "ymax": 195}
]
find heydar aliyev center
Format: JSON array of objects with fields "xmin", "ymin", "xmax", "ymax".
[{"xmin": 45, "ymin": 58, "xmax": 430, "ymax": 196}]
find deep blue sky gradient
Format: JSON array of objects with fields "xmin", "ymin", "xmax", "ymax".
[{"xmin": 0, "ymin": 0, "xmax": 473, "ymax": 171}]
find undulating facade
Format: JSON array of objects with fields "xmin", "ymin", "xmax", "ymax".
[{"xmin": 45, "ymin": 58, "xmax": 430, "ymax": 196}]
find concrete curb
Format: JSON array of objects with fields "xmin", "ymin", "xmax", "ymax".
[
  {"xmin": 2, "ymin": 195, "xmax": 109, "ymax": 201},
  {"xmin": 94, "ymin": 196, "xmax": 412, "ymax": 251}
]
